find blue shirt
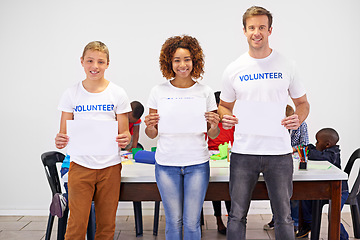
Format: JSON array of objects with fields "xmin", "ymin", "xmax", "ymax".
[
  {"xmin": 61, "ymin": 154, "xmax": 70, "ymax": 169},
  {"xmin": 290, "ymin": 122, "xmax": 309, "ymax": 147}
]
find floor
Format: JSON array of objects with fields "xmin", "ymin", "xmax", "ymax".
[{"xmin": 0, "ymin": 212, "xmax": 357, "ymax": 240}]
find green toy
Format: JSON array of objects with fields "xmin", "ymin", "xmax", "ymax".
[
  {"xmin": 132, "ymin": 148, "xmax": 142, "ymax": 156},
  {"xmin": 210, "ymin": 142, "xmax": 228, "ymax": 160}
]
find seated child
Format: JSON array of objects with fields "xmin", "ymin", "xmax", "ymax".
[
  {"xmin": 124, "ymin": 101, "xmax": 144, "ymax": 151},
  {"xmin": 296, "ymin": 128, "xmax": 349, "ymax": 239}
]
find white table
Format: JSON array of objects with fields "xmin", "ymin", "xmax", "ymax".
[{"xmin": 120, "ymin": 160, "xmax": 347, "ymax": 240}]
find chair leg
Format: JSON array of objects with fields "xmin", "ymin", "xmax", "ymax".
[
  {"xmin": 45, "ymin": 213, "xmax": 55, "ymax": 240},
  {"xmin": 310, "ymin": 200, "xmax": 322, "ymax": 240},
  {"xmin": 350, "ymin": 204, "xmax": 360, "ymax": 238},
  {"xmin": 57, "ymin": 207, "xmax": 69, "ymax": 240},
  {"xmin": 87, "ymin": 202, "xmax": 96, "ymax": 240},
  {"xmin": 133, "ymin": 201, "xmax": 143, "ymax": 237},
  {"xmin": 153, "ymin": 201, "xmax": 160, "ymax": 236}
]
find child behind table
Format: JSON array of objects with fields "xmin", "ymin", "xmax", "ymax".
[
  {"xmin": 123, "ymin": 101, "xmax": 144, "ymax": 151},
  {"xmin": 296, "ymin": 128, "xmax": 349, "ymax": 239}
]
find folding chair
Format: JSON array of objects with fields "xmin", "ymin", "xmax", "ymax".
[{"xmin": 41, "ymin": 151, "xmax": 96, "ymax": 240}]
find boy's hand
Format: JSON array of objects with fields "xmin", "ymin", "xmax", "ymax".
[
  {"xmin": 281, "ymin": 114, "xmax": 300, "ymax": 130},
  {"xmin": 144, "ymin": 113, "xmax": 160, "ymax": 129},
  {"xmin": 55, "ymin": 133, "xmax": 69, "ymax": 149},
  {"xmin": 222, "ymin": 115, "xmax": 238, "ymax": 130},
  {"xmin": 116, "ymin": 133, "xmax": 131, "ymax": 149},
  {"xmin": 205, "ymin": 112, "xmax": 220, "ymax": 129}
]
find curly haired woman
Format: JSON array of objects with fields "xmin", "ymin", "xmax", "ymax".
[{"xmin": 144, "ymin": 35, "xmax": 220, "ymax": 240}]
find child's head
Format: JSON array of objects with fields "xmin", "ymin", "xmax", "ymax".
[
  {"xmin": 214, "ymin": 91, "xmax": 221, "ymax": 107},
  {"xmin": 159, "ymin": 35, "xmax": 204, "ymax": 80},
  {"xmin": 129, "ymin": 101, "xmax": 144, "ymax": 123},
  {"xmin": 80, "ymin": 41, "xmax": 110, "ymax": 81},
  {"xmin": 82, "ymin": 41, "xmax": 110, "ymax": 63},
  {"xmin": 286, "ymin": 105, "xmax": 294, "ymax": 117},
  {"xmin": 315, "ymin": 128, "xmax": 339, "ymax": 151}
]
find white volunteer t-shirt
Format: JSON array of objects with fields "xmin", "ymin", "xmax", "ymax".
[
  {"xmin": 221, "ymin": 50, "xmax": 306, "ymax": 155},
  {"xmin": 58, "ymin": 81, "xmax": 131, "ymax": 169},
  {"xmin": 147, "ymin": 80, "xmax": 217, "ymax": 166}
]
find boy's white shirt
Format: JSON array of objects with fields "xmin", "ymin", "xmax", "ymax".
[{"xmin": 58, "ymin": 81, "xmax": 131, "ymax": 169}]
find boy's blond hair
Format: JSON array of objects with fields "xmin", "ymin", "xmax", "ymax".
[{"xmin": 82, "ymin": 41, "xmax": 109, "ymax": 62}]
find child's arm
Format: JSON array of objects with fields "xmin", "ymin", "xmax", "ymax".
[
  {"xmin": 116, "ymin": 113, "xmax": 131, "ymax": 149},
  {"xmin": 307, "ymin": 144, "xmax": 337, "ymax": 165},
  {"xmin": 55, "ymin": 112, "xmax": 73, "ymax": 149},
  {"xmin": 145, "ymin": 108, "xmax": 159, "ymax": 139},
  {"xmin": 205, "ymin": 111, "xmax": 220, "ymax": 139},
  {"xmin": 131, "ymin": 124, "xmax": 140, "ymax": 149}
]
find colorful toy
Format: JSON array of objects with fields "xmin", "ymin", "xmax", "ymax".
[{"xmin": 210, "ymin": 142, "xmax": 229, "ymax": 160}]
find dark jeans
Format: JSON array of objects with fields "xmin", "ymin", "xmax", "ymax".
[
  {"xmin": 227, "ymin": 153, "xmax": 294, "ymax": 240},
  {"xmin": 270, "ymin": 199, "xmax": 299, "ymax": 227}
]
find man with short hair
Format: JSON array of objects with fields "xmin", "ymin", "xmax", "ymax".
[{"xmin": 218, "ymin": 6, "xmax": 310, "ymax": 239}]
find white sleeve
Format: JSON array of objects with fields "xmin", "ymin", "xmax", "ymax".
[
  {"xmin": 220, "ymin": 67, "xmax": 237, "ymax": 103},
  {"xmin": 147, "ymin": 86, "xmax": 158, "ymax": 110},
  {"xmin": 288, "ymin": 61, "xmax": 306, "ymax": 99},
  {"xmin": 58, "ymin": 88, "xmax": 74, "ymax": 113},
  {"xmin": 206, "ymin": 86, "xmax": 218, "ymax": 112},
  {"xmin": 114, "ymin": 87, "xmax": 131, "ymax": 114}
]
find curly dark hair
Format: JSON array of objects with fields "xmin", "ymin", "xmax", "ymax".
[{"xmin": 159, "ymin": 35, "xmax": 205, "ymax": 80}]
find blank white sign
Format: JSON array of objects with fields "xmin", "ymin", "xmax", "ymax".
[
  {"xmin": 67, "ymin": 120, "xmax": 118, "ymax": 156},
  {"xmin": 158, "ymin": 97, "xmax": 207, "ymax": 134}
]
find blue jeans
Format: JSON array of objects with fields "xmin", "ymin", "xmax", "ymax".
[
  {"xmin": 155, "ymin": 161, "xmax": 210, "ymax": 240},
  {"xmin": 60, "ymin": 167, "xmax": 69, "ymax": 200},
  {"xmin": 290, "ymin": 200, "xmax": 299, "ymax": 227},
  {"xmin": 227, "ymin": 153, "xmax": 294, "ymax": 240}
]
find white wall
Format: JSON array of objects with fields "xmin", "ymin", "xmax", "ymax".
[{"xmin": 0, "ymin": 0, "xmax": 359, "ymax": 215}]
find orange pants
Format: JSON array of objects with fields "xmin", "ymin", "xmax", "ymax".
[{"xmin": 65, "ymin": 162, "xmax": 121, "ymax": 240}]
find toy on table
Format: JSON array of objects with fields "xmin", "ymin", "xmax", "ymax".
[
  {"xmin": 210, "ymin": 142, "xmax": 230, "ymax": 161},
  {"xmin": 132, "ymin": 147, "xmax": 142, "ymax": 156},
  {"xmin": 134, "ymin": 150, "xmax": 155, "ymax": 164},
  {"xmin": 297, "ymin": 145, "xmax": 308, "ymax": 170},
  {"xmin": 121, "ymin": 152, "xmax": 134, "ymax": 165}
]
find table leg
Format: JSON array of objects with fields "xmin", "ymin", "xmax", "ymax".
[
  {"xmin": 328, "ymin": 181, "xmax": 341, "ymax": 240},
  {"xmin": 153, "ymin": 201, "xmax": 160, "ymax": 236},
  {"xmin": 133, "ymin": 201, "xmax": 143, "ymax": 237}
]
